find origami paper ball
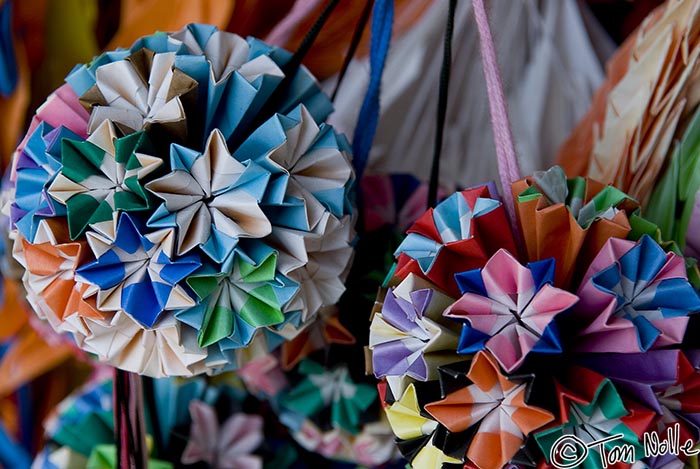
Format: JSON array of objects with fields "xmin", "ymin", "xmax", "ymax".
[
  {"xmin": 369, "ymin": 168, "xmax": 700, "ymax": 469},
  {"xmin": 8, "ymin": 24, "xmax": 356, "ymax": 377}
]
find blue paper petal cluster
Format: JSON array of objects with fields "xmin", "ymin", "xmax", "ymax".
[{"xmin": 11, "ymin": 122, "xmax": 81, "ymax": 242}]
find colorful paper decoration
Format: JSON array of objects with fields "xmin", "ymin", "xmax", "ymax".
[
  {"xmin": 8, "ymin": 24, "xmax": 356, "ymax": 377},
  {"xmin": 369, "ymin": 165, "xmax": 700, "ymax": 468}
]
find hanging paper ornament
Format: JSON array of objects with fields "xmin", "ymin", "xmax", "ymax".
[
  {"xmin": 7, "ymin": 23, "xmax": 356, "ymax": 377},
  {"xmin": 368, "ymin": 167, "xmax": 700, "ymax": 469}
]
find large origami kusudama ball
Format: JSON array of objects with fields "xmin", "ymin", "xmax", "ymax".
[{"xmin": 7, "ymin": 24, "xmax": 356, "ymax": 377}]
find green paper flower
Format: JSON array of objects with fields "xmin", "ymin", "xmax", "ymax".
[{"xmin": 48, "ymin": 119, "xmax": 162, "ymax": 240}]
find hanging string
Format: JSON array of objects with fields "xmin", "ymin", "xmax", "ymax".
[
  {"xmin": 245, "ymin": 0, "xmax": 340, "ymax": 137},
  {"xmin": 331, "ymin": 0, "xmax": 374, "ymax": 101},
  {"xmin": 471, "ymin": 0, "xmax": 524, "ymax": 250},
  {"xmin": 115, "ymin": 369, "xmax": 147, "ymax": 469},
  {"xmin": 351, "ymin": 0, "xmax": 394, "ymax": 180},
  {"xmin": 280, "ymin": 0, "xmax": 340, "ymax": 79},
  {"xmin": 428, "ymin": 0, "xmax": 457, "ymax": 208}
]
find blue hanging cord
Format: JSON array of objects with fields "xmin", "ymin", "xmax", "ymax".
[
  {"xmin": 0, "ymin": 0, "xmax": 17, "ymax": 97},
  {"xmin": 351, "ymin": 0, "xmax": 394, "ymax": 180}
]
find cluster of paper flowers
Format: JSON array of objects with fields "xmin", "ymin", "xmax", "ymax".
[
  {"xmin": 6, "ymin": 24, "xmax": 356, "ymax": 377},
  {"xmin": 369, "ymin": 166, "xmax": 700, "ymax": 469},
  {"xmin": 234, "ymin": 174, "xmax": 442, "ymax": 467}
]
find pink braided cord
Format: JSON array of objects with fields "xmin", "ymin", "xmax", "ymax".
[{"xmin": 472, "ymin": 0, "xmax": 523, "ymax": 249}]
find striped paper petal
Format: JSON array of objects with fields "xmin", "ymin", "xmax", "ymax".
[
  {"xmin": 574, "ymin": 235, "xmax": 700, "ymax": 353},
  {"xmin": 48, "ymin": 120, "xmax": 161, "ymax": 240},
  {"xmin": 425, "ymin": 351, "xmax": 553, "ymax": 469},
  {"xmin": 445, "ymin": 249, "xmax": 578, "ymax": 373}
]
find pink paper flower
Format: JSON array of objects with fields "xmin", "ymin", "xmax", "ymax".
[
  {"xmin": 573, "ymin": 235, "xmax": 700, "ymax": 353},
  {"xmin": 444, "ymin": 249, "xmax": 578, "ymax": 372},
  {"xmin": 182, "ymin": 400, "xmax": 263, "ymax": 469}
]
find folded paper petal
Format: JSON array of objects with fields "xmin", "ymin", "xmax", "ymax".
[
  {"xmin": 80, "ymin": 47, "xmax": 196, "ymax": 138},
  {"xmin": 147, "ymin": 128, "xmax": 271, "ymax": 257},
  {"xmin": 182, "ymin": 400, "xmax": 264, "ymax": 468},
  {"xmin": 13, "ymin": 219, "xmax": 102, "ymax": 330},
  {"xmin": 535, "ymin": 369, "xmax": 643, "ymax": 469},
  {"xmin": 76, "ymin": 213, "xmax": 200, "ymax": 328},
  {"xmin": 369, "ymin": 273, "xmax": 460, "ymax": 382},
  {"xmin": 11, "ymin": 122, "xmax": 81, "ymax": 242},
  {"xmin": 48, "ymin": 120, "xmax": 161, "ymax": 240},
  {"xmin": 234, "ymin": 104, "xmax": 354, "ymax": 232},
  {"xmin": 68, "ymin": 310, "xmax": 207, "ymax": 377},
  {"xmin": 574, "ymin": 235, "xmax": 700, "ymax": 352},
  {"xmin": 280, "ymin": 360, "xmax": 376, "ymax": 435},
  {"xmin": 67, "ymin": 23, "xmax": 331, "ymax": 150},
  {"xmin": 513, "ymin": 165, "xmax": 638, "ymax": 288},
  {"xmin": 425, "ymin": 351, "xmax": 553, "ymax": 469},
  {"xmin": 176, "ymin": 242, "xmax": 297, "ymax": 350},
  {"xmin": 445, "ymin": 249, "xmax": 578, "ymax": 373},
  {"xmin": 270, "ymin": 212, "xmax": 355, "ymax": 321},
  {"xmin": 579, "ymin": 350, "xmax": 700, "ymax": 444},
  {"xmin": 280, "ymin": 305, "xmax": 355, "ymax": 370},
  {"xmin": 394, "ymin": 185, "xmax": 516, "ymax": 296}
]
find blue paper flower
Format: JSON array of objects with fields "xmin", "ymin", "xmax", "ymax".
[
  {"xmin": 575, "ymin": 235, "xmax": 700, "ymax": 353},
  {"xmin": 76, "ymin": 213, "xmax": 201, "ymax": 327},
  {"xmin": 146, "ymin": 128, "xmax": 272, "ymax": 261}
]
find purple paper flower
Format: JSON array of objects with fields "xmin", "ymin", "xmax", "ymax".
[
  {"xmin": 11, "ymin": 122, "xmax": 81, "ymax": 242},
  {"xmin": 369, "ymin": 273, "xmax": 459, "ymax": 381}
]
